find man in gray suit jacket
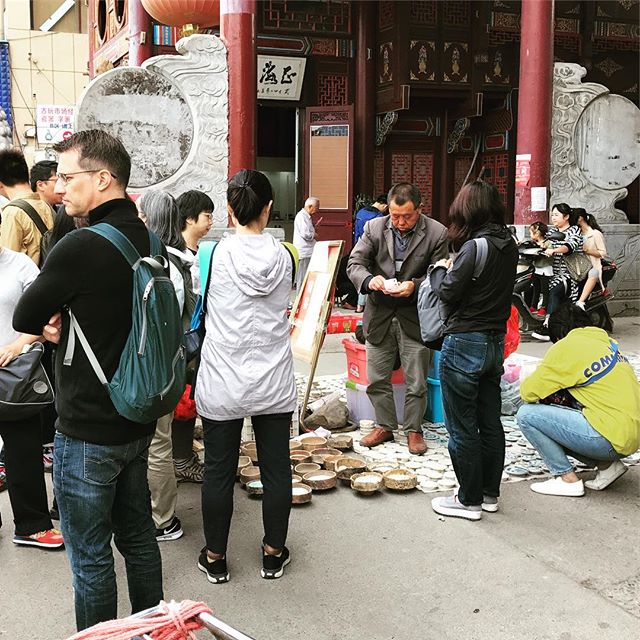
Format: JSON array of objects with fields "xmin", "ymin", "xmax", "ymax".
[{"xmin": 347, "ymin": 182, "xmax": 448, "ymax": 454}]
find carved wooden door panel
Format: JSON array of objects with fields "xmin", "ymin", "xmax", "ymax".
[{"xmin": 304, "ymin": 106, "xmax": 355, "ymax": 251}]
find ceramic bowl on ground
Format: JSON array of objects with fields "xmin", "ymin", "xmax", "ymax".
[
  {"xmin": 382, "ymin": 468, "xmax": 418, "ymax": 490},
  {"xmin": 310, "ymin": 447, "xmax": 342, "ymax": 465},
  {"xmin": 335, "ymin": 457, "xmax": 368, "ymax": 481},
  {"xmin": 289, "ymin": 440, "xmax": 303, "ymax": 451},
  {"xmin": 301, "ymin": 436, "xmax": 327, "ymax": 452},
  {"xmin": 237, "ymin": 455, "xmax": 252, "ymax": 477},
  {"xmin": 295, "ymin": 462, "xmax": 321, "ymax": 475},
  {"xmin": 240, "ymin": 441, "xmax": 258, "ymax": 463},
  {"xmin": 328, "ymin": 435, "xmax": 353, "ymax": 451},
  {"xmin": 323, "ymin": 455, "xmax": 344, "ymax": 472},
  {"xmin": 240, "ymin": 466, "xmax": 260, "ymax": 486},
  {"xmin": 303, "ymin": 470, "xmax": 337, "ymax": 491},
  {"xmin": 246, "ymin": 479, "xmax": 264, "ymax": 496},
  {"xmin": 291, "ymin": 474, "xmax": 302, "ymax": 485},
  {"xmin": 367, "ymin": 461, "xmax": 400, "ymax": 474},
  {"xmin": 291, "ymin": 483, "xmax": 312, "ymax": 504},
  {"xmin": 290, "ymin": 451, "xmax": 312, "ymax": 464},
  {"xmin": 351, "ymin": 471, "xmax": 384, "ymax": 494}
]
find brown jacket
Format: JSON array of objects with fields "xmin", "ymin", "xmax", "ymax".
[
  {"xmin": 347, "ymin": 214, "xmax": 448, "ymax": 345},
  {"xmin": 0, "ymin": 193, "xmax": 54, "ymax": 265}
]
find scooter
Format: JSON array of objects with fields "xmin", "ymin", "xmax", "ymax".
[{"xmin": 512, "ymin": 240, "xmax": 616, "ymax": 333}]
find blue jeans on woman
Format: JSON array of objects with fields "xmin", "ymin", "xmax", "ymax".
[
  {"xmin": 440, "ymin": 332, "xmax": 505, "ymax": 506},
  {"xmin": 516, "ymin": 403, "xmax": 621, "ymax": 475},
  {"xmin": 53, "ymin": 432, "xmax": 163, "ymax": 631}
]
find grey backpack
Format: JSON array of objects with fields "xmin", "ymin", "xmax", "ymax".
[{"xmin": 417, "ymin": 237, "xmax": 489, "ymax": 349}]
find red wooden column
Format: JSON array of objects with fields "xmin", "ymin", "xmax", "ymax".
[
  {"xmin": 221, "ymin": 0, "xmax": 257, "ymax": 178},
  {"xmin": 128, "ymin": 0, "xmax": 152, "ymax": 67},
  {"xmin": 514, "ymin": 0, "xmax": 554, "ymax": 225},
  {"xmin": 355, "ymin": 1, "xmax": 376, "ymax": 197}
]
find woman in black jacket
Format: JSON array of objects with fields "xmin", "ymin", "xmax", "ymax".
[{"xmin": 429, "ymin": 181, "xmax": 518, "ymax": 521}]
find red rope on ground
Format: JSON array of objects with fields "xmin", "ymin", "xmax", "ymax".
[{"xmin": 65, "ymin": 600, "xmax": 213, "ymax": 640}]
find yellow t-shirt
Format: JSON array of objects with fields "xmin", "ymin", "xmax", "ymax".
[
  {"xmin": 520, "ymin": 327, "xmax": 640, "ymax": 455},
  {"xmin": 0, "ymin": 193, "xmax": 54, "ymax": 265}
]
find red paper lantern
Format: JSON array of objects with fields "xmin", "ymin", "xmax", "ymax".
[{"xmin": 140, "ymin": 0, "xmax": 220, "ymax": 29}]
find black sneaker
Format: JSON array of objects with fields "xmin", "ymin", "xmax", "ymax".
[
  {"xmin": 197, "ymin": 547, "xmax": 229, "ymax": 583},
  {"xmin": 156, "ymin": 515, "xmax": 183, "ymax": 542},
  {"xmin": 531, "ymin": 326, "xmax": 550, "ymax": 341},
  {"xmin": 261, "ymin": 546, "xmax": 291, "ymax": 579}
]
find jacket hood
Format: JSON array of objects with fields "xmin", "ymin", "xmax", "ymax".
[
  {"xmin": 473, "ymin": 223, "xmax": 515, "ymax": 252},
  {"xmin": 167, "ymin": 245, "xmax": 194, "ymax": 266},
  {"xmin": 222, "ymin": 233, "xmax": 289, "ymax": 297}
]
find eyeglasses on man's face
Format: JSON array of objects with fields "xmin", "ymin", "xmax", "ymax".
[{"xmin": 56, "ymin": 169, "xmax": 118, "ymax": 185}]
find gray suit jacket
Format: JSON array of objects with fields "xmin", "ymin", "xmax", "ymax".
[{"xmin": 347, "ymin": 214, "xmax": 448, "ymax": 345}]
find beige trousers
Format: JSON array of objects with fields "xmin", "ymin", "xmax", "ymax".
[{"xmin": 147, "ymin": 413, "xmax": 178, "ymax": 529}]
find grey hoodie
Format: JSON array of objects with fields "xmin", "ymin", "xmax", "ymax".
[{"xmin": 195, "ymin": 233, "xmax": 297, "ymax": 421}]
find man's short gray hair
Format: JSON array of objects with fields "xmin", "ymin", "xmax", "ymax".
[{"xmin": 305, "ymin": 197, "xmax": 319, "ymax": 208}]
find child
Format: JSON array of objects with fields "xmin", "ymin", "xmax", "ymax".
[{"xmin": 528, "ymin": 221, "xmax": 553, "ymax": 313}]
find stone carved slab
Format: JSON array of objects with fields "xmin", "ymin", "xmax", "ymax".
[
  {"xmin": 551, "ymin": 63, "xmax": 640, "ymax": 224},
  {"xmin": 76, "ymin": 35, "xmax": 229, "ymax": 227}
]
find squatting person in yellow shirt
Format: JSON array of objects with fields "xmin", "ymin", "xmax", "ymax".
[{"xmin": 517, "ymin": 302, "xmax": 640, "ymax": 497}]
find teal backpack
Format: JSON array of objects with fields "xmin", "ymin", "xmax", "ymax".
[{"xmin": 63, "ymin": 223, "xmax": 186, "ymax": 423}]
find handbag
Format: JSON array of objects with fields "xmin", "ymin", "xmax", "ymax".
[
  {"xmin": 564, "ymin": 250, "xmax": 591, "ymax": 282},
  {"xmin": 183, "ymin": 241, "xmax": 217, "ymax": 362},
  {"xmin": 0, "ymin": 342, "xmax": 54, "ymax": 421}
]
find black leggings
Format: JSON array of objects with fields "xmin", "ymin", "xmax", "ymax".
[
  {"xmin": 0, "ymin": 414, "xmax": 52, "ymax": 536},
  {"xmin": 201, "ymin": 412, "xmax": 293, "ymax": 554}
]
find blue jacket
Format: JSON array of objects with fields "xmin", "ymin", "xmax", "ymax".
[{"xmin": 354, "ymin": 206, "xmax": 383, "ymax": 244}]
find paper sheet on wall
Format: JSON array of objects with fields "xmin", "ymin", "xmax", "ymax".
[{"xmin": 530, "ymin": 187, "xmax": 547, "ymax": 212}]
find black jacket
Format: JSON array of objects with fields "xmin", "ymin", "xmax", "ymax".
[
  {"xmin": 13, "ymin": 198, "xmax": 167, "ymax": 445},
  {"xmin": 430, "ymin": 224, "xmax": 518, "ymax": 335}
]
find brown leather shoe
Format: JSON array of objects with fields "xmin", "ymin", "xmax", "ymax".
[
  {"xmin": 407, "ymin": 431, "xmax": 427, "ymax": 455},
  {"xmin": 360, "ymin": 427, "xmax": 394, "ymax": 448}
]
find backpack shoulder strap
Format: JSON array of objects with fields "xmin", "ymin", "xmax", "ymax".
[
  {"xmin": 12, "ymin": 199, "xmax": 49, "ymax": 236},
  {"xmin": 198, "ymin": 241, "xmax": 218, "ymax": 314},
  {"xmin": 281, "ymin": 241, "xmax": 298, "ymax": 285},
  {"xmin": 471, "ymin": 237, "xmax": 489, "ymax": 279},
  {"xmin": 87, "ymin": 223, "xmax": 141, "ymax": 268}
]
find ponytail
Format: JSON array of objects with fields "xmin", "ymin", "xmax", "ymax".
[{"xmin": 227, "ymin": 169, "xmax": 273, "ymax": 226}]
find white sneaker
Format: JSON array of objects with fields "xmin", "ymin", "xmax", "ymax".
[
  {"xmin": 482, "ymin": 496, "xmax": 499, "ymax": 512},
  {"xmin": 585, "ymin": 460, "xmax": 627, "ymax": 491},
  {"xmin": 531, "ymin": 477, "xmax": 585, "ymax": 497}
]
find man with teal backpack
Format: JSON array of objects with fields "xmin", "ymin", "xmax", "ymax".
[{"xmin": 13, "ymin": 130, "xmax": 182, "ymax": 631}]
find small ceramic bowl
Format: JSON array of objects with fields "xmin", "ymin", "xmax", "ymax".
[
  {"xmin": 240, "ymin": 441, "xmax": 258, "ymax": 463},
  {"xmin": 295, "ymin": 462, "xmax": 321, "ymax": 475},
  {"xmin": 237, "ymin": 455, "xmax": 252, "ymax": 477},
  {"xmin": 291, "ymin": 483, "xmax": 312, "ymax": 504},
  {"xmin": 328, "ymin": 435, "xmax": 353, "ymax": 451},
  {"xmin": 291, "ymin": 474, "xmax": 302, "ymax": 485},
  {"xmin": 290, "ymin": 451, "xmax": 312, "ymax": 464},
  {"xmin": 324, "ymin": 454, "xmax": 344, "ymax": 472},
  {"xmin": 289, "ymin": 440, "xmax": 303, "ymax": 451},
  {"xmin": 239, "ymin": 466, "xmax": 260, "ymax": 486},
  {"xmin": 335, "ymin": 457, "xmax": 368, "ymax": 481},
  {"xmin": 351, "ymin": 471, "xmax": 384, "ymax": 494},
  {"xmin": 310, "ymin": 447, "xmax": 342, "ymax": 465},
  {"xmin": 303, "ymin": 470, "xmax": 337, "ymax": 491},
  {"xmin": 301, "ymin": 436, "xmax": 328, "ymax": 452},
  {"xmin": 382, "ymin": 468, "xmax": 417, "ymax": 490},
  {"xmin": 246, "ymin": 479, "xmax": 264, "ymax": 496}
]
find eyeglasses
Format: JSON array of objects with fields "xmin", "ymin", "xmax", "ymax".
[{"xmin": 56, "ymin": 170, "xmax": 118, "ymax": 185}]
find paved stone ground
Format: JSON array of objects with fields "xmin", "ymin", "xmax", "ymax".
[{"xmin": 0, "ymin": 318, "xmax": 638, "ymax": 639}]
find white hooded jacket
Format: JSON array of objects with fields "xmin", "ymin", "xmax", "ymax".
[{"xmin": 195, "ymin": 233, "xmax": 297, "ymax": 421}]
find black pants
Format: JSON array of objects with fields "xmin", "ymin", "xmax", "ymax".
[
  {"xmin": 0, "ymin": 414, "xmax": 52, "ymax": 536},
  {"xmin": 525, "ymin": 274, "xmax": 550, "ymax": 310},
  {"xmin": 202, "ymin": 412, "xmax": 293, "ymax": 554},
  {"xmin": 40, "ymin": 342, "xmax": 57, "ymax": 445},
  {"xmin": 548, "ymin": 280, "xmax": 568, "ymax": 316},
  {"xmin": 172, "ymin": 417, "xmax": 196, "ymax": 459}
]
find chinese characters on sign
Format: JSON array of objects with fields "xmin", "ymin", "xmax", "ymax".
[
  {"xmin": 257, "ymin": 55, "xmax": 307, "ymax": 101},
  {"xmin": 36, "ymin": 104, "xmax": 76, "ymax": 144}
]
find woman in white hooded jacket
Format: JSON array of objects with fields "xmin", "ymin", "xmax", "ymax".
[{"xmin": 196, "ymin": 169, "xmax": 296, "ymax": 583}]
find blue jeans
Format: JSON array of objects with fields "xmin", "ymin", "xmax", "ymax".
[
  {"xmin": 440, "ymin": 332, "xmax": 505, "ymax": 506},
  {"xmin": 516, "ymin": 403, "xmax": 621, "ymax": 475},
  {"xmin": 53, "ymin": 432, "xmax": 163, "ymax": 631}
]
